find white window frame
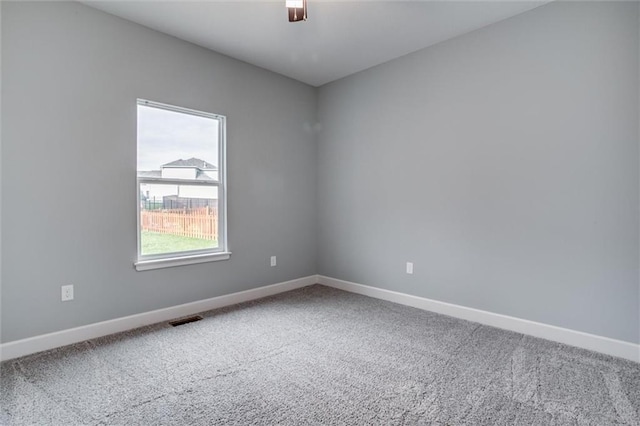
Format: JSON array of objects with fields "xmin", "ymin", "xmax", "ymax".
[{"xmin": 134, "ymin": 99, "xmax": 230, "ymax": 271}]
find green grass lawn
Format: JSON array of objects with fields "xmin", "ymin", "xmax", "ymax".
[{"xmin": 141, "ymin": 231, "xmax": 218, "ymax": 255}]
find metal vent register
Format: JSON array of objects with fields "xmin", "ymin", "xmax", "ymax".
[{"xmin": 169, "ymin": 315, "xmax": 203, "ymax": 327}]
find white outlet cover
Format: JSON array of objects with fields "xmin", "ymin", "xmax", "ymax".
[
  {"xmin": 406, "ymin": 262, "xmax": 414, "ymax": 274},
  {"xmin": 270, "ymin": 256, "xmax": 277, "ymax": 267},
  {"xmin": 61, "ymin": 285, "xmax": 74, "ymax": 301}
]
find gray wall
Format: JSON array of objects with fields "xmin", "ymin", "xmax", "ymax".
[
  {"xmin": 2, "ymin": 1, "xmax": 639, "ymax": 346},
  {"xmin": 1, "ymin": 1, "xmax": 317, "ymax": 342},
  {"xmin": 317, "ymin": 1, "xmax": 640, "ymax": 343}
]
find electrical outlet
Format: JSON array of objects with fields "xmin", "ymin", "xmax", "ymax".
[
  {"xmin": 61, "ymin": 285, "xmax": 74, "ymax": 301},
  {"xmin": 270, "ymin": 256, "xmax": 277, "ymax": 267},
  {"xmin": 406, "ymin": 262, "xmax": 414, "ymax": 275}
]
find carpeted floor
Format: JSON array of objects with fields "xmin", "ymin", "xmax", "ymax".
[{"xmin": 1, "ymin": 284, "xmax": 639, "ymax": 425}]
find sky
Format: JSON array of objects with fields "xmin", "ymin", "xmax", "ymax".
[{"xmin": 137, "ymin": 104, "xmax": 220, "ymax": 171}]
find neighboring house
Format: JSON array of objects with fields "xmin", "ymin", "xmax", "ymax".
[
  {"xmin": 139, "ymin": 157, "xmax": 219, "ymax": 209},
  {"xmin": 160, "ymin": 158, "xmax": 219, "ymax": 181}
]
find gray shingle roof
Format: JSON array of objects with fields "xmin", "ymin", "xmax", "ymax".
[
  {"xmin": 137, "ymin": 170, "xmax": 161, "ymax": 178},
  {"xmin": 196, "ymin": 171, "xmax": 216, "ymax": 181},
  {"xmin": 162, "ymin": 157, "xmax": 217, "ymax": 170}
]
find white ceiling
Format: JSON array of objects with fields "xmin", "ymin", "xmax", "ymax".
[{"xmin": 84, "ymin": 1, "xmax": 549, "ymax": 87}]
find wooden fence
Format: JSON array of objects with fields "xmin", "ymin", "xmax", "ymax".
[{"xmin": 140, "ymin": 207, "xmax": 218, "ymax": 240}]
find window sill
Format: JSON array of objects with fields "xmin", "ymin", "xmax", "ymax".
[{"xmin": 135, "ymin": 252, "xmax": 231, "ymax": 271}]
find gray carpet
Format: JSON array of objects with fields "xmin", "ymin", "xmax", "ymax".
[{"xmin": 1, "ymin": 284, "xmax": 639, "ymax": 425}]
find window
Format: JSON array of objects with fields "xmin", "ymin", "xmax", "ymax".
[{"xmin": 135, "ymin": 99, "xmax": 229, "ymax": 271}]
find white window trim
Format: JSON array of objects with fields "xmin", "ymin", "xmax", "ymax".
[
  {"xmin": 135, "ymin": 99, "xmax": 229, "ymax": 271},
  {"xmin": 135, "ymin": 251, "xmax": 231, "ymax": 271}
]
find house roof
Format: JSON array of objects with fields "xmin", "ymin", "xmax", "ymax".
[
  {"xmin": 137, "ymin": 170, "xmax": 162, "ymax": 178},
  {"xmin": 162, "ymin": 158, "xmax": 217, "ymax": 170},
  {"xmin": 195, "ymin": 171, "xmax": 215, "ymax": 181}
]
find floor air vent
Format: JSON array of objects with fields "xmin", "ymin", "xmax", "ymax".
[{"xmin": 169, "ymin": 315, "xmax": 203, "ymax": 327}]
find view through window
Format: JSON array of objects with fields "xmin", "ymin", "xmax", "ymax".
[{"xmin": 137, "ymin": 100, "xmax": 226, "ymax": 262}]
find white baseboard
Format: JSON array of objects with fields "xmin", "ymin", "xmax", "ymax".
[
  {"xmin": 318, "ymin": 275, "xmax": 640, "ymax": 363},
  {"xmin": 0, "ymin": 275, "xmax": 317, "ymax": 361},
  {"xmin": 4, "ymin": 275, "xmax": 638, "ymax": 363}
]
